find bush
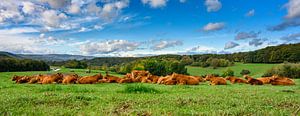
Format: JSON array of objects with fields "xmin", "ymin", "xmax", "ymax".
[
  {"xmin": 122, "ymin": 84, "xmax": 160, "ymax": 94},
  {"xmin": 221, "ymin": 68, "xmax": 234, "ymax": 77},
  {"xmin": 240, "ymin": 69, "xmax": 251, "ymax": 75},
  {"xmin": 263, "ymin": 62, "xmax": 300, "ymax": 78},
  {"xmin": 202, "ymin": 58, "xmax": 234, "ymax": 69}
]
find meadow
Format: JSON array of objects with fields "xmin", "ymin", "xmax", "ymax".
[
  {"xmin": 0, "ymin": 63, "xmax": 299, "ymax": 115},
  {"xmin": 187, "ymin": 62, "xmax": 279, "ymax": 78}
]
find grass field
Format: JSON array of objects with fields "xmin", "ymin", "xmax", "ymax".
[
  {"xmin": 0, "ymin": 64, "xmax": 300, "ymax": 115},
  {"xmin": 187, "ymin": 62, "xmax": 278, "ymax": 78}
]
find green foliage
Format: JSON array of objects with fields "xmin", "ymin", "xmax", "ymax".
[
  {"xmin": 203, "ymin": 58, "xmax": 234, "ymax": 69},
  {"xmin": 240, "ymin": 69, "xmax": 251, "ymax": 75},
  {"xmin": 122, "ymin": 84, "xmax": 160, "ymax": 94},
  {"xmin": 0, "ymin": 58, "xmax": 49, "ymax": 72},
  {"xmin": 63, "ymin": 60, "xmax": 88, "ymax": 69},
  {"xmin": 180, "ymin": 56, "xmax": 193, "ymax": 65},
  {"xmin": 221, "ymin": 68, "xmax": 234, "ymax": 77},
  {"xmin": 263, "ymin": 62, "xmax": 300, "ymax": 78}
]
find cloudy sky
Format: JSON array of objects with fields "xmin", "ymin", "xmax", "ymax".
[{"xmin": 0, "ymin": 0, "xmax": 299, "ymax": 57}]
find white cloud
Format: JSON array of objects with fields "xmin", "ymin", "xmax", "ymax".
[
  {"xmin": 0, "ymin": 27, "xmax": 38, "ymax": 35},
  {"xmin": 22, "ymin": 1, "xmax": 35, "ymax": 14},
  {"xmin": 249, "ymin": 38, "xmax": 267, "ymax": 47},
  {"xmin": 41, "ymin": 10, "xmax": 68, "ymax": 27},
  {"xmin": 280, "ymin": 32, "xmax": 300, "ymax": 42},
  {"xmin": 142, "ymin": 0, "xmax": 168, "ymax": 8},
  {"xmin": 224, "ymin": 41, "xmax": 239, "ymax": 49},
  {"xmin": 235, "ymin": 31, "xmax": 260, "ymax": 40},
  {"xmin": 0, "ymin": 29, "xmax": 54, "ymax": 54},
  {"xmin": 285, "ymin": 0, "xmax": 300, "ymax": 19},
  {"xmin": 205, "ymin": 0, "xmax": 222, "ymax": 12},
  {"xmin": 87, "ymin": 2, "xmax": 102, "ymax": 14},
  {"xmin": 245, "ymin": 9, "xmax": 255, "ymax": 17},
  {"xmin": 68, "ymin": 2, "xmax": 81, "ymax": 14},
  {"xmin": 186, "ymin": 45, "xmax": 217, "ymax": 53},
  {"xmin": 202, "ymin": 22, "xmax": 225, "ymax": 31},
  {"xmin": 41, "ymin": 0, "xmax": 71, "ymax": 9},
  {"xmin": 151, "ymin": 40, "xmax": 183, "ymax": 50},
  {"xmin": 79, "ymin": 40, "xmax": 140, "ymax": 55}
]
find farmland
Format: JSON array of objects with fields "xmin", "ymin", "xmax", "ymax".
[
  {"xmin": 0, "ymin": 64, "xmax": 299, "ymax": 115},
  {"xmin": 187, "ymin": 62, "xmax": 278, "ymax": 77}
]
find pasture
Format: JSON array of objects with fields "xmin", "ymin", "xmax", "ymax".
[
  {"xmin": 0, "ymin": 64, "xmax": 300, "ymax": 115},
  {"xmin": 187, "ymin": 62, "xmax": 278, "ymax": 78}
]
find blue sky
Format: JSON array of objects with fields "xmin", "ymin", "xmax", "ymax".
[{"xmin": 0, "ymin": 0, "xmax": 299, "ymax": 57}]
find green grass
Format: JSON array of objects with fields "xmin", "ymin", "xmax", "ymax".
[
  {"xmin": 187, "ymin": 62, "xmax": 278, "ymax": 77},
  {"xmin": 0, "ymin": 65, "xmax": 300, "ymax": 115}
]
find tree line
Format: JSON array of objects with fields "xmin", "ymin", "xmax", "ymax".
[{"xmin": 0, "ymin": 58, "xmax": 50, "ymax": 72}]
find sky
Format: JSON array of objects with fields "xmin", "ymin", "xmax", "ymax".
[{"xmin": 0, "ymin": 0, "xmax": 299, "ymax": 57}]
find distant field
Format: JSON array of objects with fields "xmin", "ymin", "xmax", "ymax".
[
  {"xmin": 0, "ymin": 66, "xmax": 300, "ymax": 115},
  {"xmin": 187, "ymin": 62, "xmax": 278, "ymax": 78}
]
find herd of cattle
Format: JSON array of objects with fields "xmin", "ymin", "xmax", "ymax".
[{"xmin": 12, "ymin": 70, "xmax": 296, "ymax": 86}]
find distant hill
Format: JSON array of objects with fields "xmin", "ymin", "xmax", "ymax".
[
  {"xmin": 1, "ymin": 43, "xmax": 299, "ymax": 64},
  {"xmin": 18, "ymin": 54, "xmax": 94, "ymax": 61},
  {"xmin": 0, "ymin": 51, "xmax": 22, "ymax": 59}
]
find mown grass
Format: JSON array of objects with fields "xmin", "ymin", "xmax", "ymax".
[
  {"xmin": 187, "ymin": 62, "xmax": 278, "ymax": 77},
  {"xmin": 0, "ymin": 64, "xmax": 299, "ymax": 115}
]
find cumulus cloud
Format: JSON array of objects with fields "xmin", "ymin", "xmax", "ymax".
[
  {"xmin": 22, "ymin": 1, "xmax": 35, "ymax": 14},
  {"xmin": 68, "ymin": 2, "xmax": 81, "ymax": 14},
  {"xmin": 79, "ymin": 40, "xmax": 140, "ymax": 55},
  {"xmin": 269, "ymin": 0, "xmax": 300, "ymax": 31},
  {"xmin": 202, "ymin": 22, "xmax": 225, "ymax": 31},
  {"xmin": 224, "ymin": 41, "xmax": 239, "ymax": 49},
  {"xmin": 151, "ymin": 40, "xmax": 183, "ymax": 50},
  {"xmin": 285, "ymin": 0, "xmax": 300, "ymax": 19},
  {"xmin": 280, "ymin": 32, "xmax": 300, "ymax": 42},
  {"xmin": 249, "ymin": 38, "xmax": 267, "ymax": 47},
  {"xmin": 0, "ymin": 0, "xmax": 24, "ymax": 23},
  {"xmin": 34, "ymin": 33, "xmax": 66, "ymax": 45},
  {"xmin": 0, "ymin": 28, "xmax": 54, "ymax": 54},
  {"xmin": 245, "ymin": 9, "xmax": 255, "ymax": 17},
  {"xmin": 186, "ymin": 45, "xmax": 217, "ymax": 54},
  {"xmin": 41, "ymin": 0, "xmax": 71, "ymax": 9},
  {"xmin": 142, "ymin": 0, "xmax": 168, "ymax": 8},
  {"xmin": 205, "ymin": 0, "xmax": 222, "ymax": 12},
  {"xmin": 268, "ymin": 19, "xmax": 300, "ymax": 31},
  {"xmin": 235, "ymin": 31, "xmax": 260, "ymax": 40},
  {"xmin": 41, "ymin": 10, "xmax": 68, "ymax": 27}
]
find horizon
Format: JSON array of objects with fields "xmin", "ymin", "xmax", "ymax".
[{"xmin": 0, "ymin": 0, "xmax": 299, "ymax": 57}]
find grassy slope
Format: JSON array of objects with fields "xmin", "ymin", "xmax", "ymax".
[
  {"xmin": 0, "ymin": 66, "xmax": 299, "ymax": 115},
  {"xmin": 187, "ymin": 62, "xmax": 278, "ymax": 78}
]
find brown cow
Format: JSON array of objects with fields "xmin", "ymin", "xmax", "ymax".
[
  {"xmin": 205, "ymin": 74, "xmax": 227, "ymax": 85},
  {"xmin": 104, "ymin": 71, "xmax": 121, "ymax": 83},
  {"xmin": 42, "ymin": 73, "xmax": 64, "ymax": 84},
  {"xmin": 118, "ymin": 77, "xmax": 134, "ymax": 83},
  {"xmin": 62, "ymin": 74, "xmax": 79, "ymax": 84},
  {"xmin": 270, "ymin": 75, "xmax": 295, "ymax": 86},
  {"xmin": 147, "ymin": 75, "xmax": 160, "ymax": 83},
  {"xmin": 12, "ymin": 75, "xmax": 25, "ymax": 83},
  {"xmin": 78, "ymin": 73, "xmax": 103, "ymax": 84},
  {"xmin": 256, "ymin": 77, "xmax": 273, "ymax": 84},
  {"xmin": 171, "ymin": 73, "xmax": 200, "ymax": 85},
  {"xmin": 244, "ymin": 75, "xmax": 263, "ymax": 85},
  {"xmin": 157, "ymin": 76, "xmax": 171, "ymax": 84},
  {"xmin": 226, "ymin": 76, "xmax": 248, "ymax": 84}
]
